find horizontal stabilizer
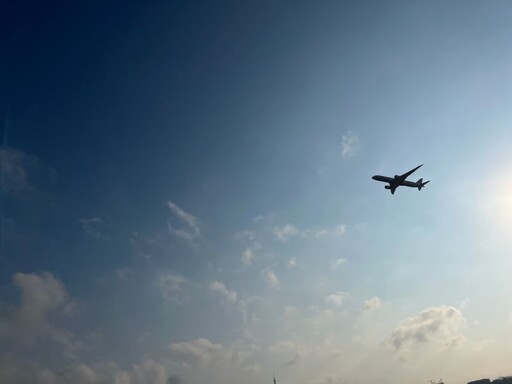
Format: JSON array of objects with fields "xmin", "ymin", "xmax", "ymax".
[{"xmin": 418, "ymin": 178, "xmax": 430, "ymax": 191}]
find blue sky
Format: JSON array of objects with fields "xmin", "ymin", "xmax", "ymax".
[{"xmin": 2, "ymin": 1, "xmax": 512, "ymax": 383}]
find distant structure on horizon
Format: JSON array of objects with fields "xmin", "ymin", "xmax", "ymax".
[{"xmin": 467, "ymin": 376, "xmax": 512, "ymax": 384}]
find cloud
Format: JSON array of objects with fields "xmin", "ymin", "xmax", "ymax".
[
  {"xmin": 0, "ymin": 354, "xmax": 180, "ymax": 384},
  {"xmin": 167, "ymin": 338, "xmax": 228, "ymax": 367},
  {"xmin": 388, "ymin": 305, "xmax": 466, "ymax": 354},
  {"xmin": 268, "ymin": 340, "xmax": 308, "ymax": 367},
  {"xmin": 0, "ymin": 147, "xmax": 33, "ymax": 193},
  {"xmin": 325, "ymin": 292, "xmax": 349, "ymax": 307},
  {"xmin": 167, "ymin": 201, "xmax": 200, "ymax": 242},
  {"xmin": 263, "ymin": 269, "xmax": 280, "ymax": 288},
  {"xmin": 241, "ymin": 248, "xmax": 255, "ymax": 266},
  {"xmin": 287, "ymin": 257, "xmax": 297, "ymax": 268},
  {"xmin": 156, "ymin": 272, "xmax": 191, "ymax": 303},
  {"xmin": 330, "ymin": 258, "xmax": 347, "ymax": 271},
  {"xmin": 0, "ymin": 272, "xmax": 70, "ymax": 345},
  {"xmin": 14, "ymin": 272, "xmax": 68, "ymax": 317},
  {"xmin": 127, "ymin": 359, "xmax": 171, "ymax": 384},
  {"xmin": 303, "ymin": 225, "xmax": 346, "ymax": 238},
  {"xmin": 273, "ymin": 224, "xmax": 300, "ymax": 242},
  {"xmin": 209, "ymin": 281, "xmax": 238, "ymax": 303},
  {"xmin": 273, "ymin": 224, "xmax": 346, "ymax": 242},
  {"xmin": 341, "ymin": 131, "xmax": 361, "ymax": 158},
  {"xmin": 0, "ymin": 147, "xmax": 56, "ymax": 195},
  {"xmin": 0, "ymin": 271, "xmax": 87, "ymax": 370},
  {"xmin": 115, "ymin": 267, "xmax": 133, "ymax": 280},
  {"xmin": 362, "ymin": 297, "xmax": 383, "ymax": 312},
  {"xmin": 77, "ymin": 217, "xmax": 109, "ymax": 240}
]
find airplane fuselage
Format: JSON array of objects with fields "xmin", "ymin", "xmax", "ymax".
[{"xmin": 371, "ymin": 175, "xmax": 421, "ymax": 188}]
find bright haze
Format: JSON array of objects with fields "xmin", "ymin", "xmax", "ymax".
[{"xmin": 2, "ymin": 1, "xmax": 512, "ymax": 383}]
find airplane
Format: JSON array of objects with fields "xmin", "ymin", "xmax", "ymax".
[{"xmin": 372, "ymin": 164, "xmax": 430, "ymax": 194}]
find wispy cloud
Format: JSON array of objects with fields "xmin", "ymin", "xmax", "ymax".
[
  {"xmin": 341, "ymin": 131, "xmax": 361, "ymax": 159},
  {"xmin": 0, "ymin": 147, "xmax": 32, "ymax": 193},
  {"xmin": 155, "ymin": 272, "xmax": 191, "ymax": 303},
  {"xmin": 325, "ymin": 292, "xmax": 349, "ymax": 307},
  {"xmin": 209, "ymin": 281, "xmax": 238, "ymax": 303},
  {"xmin": 166, "ymin": 338, "xmax": 232, "ymax": 367},
  {"xmin": 0, "ymin": 147, "xmax": 56, "ymax": 194},
  {"xmin": 287, "ymin": 257, "xmax": 297, "ymax": 268},
  {"xmin": 167, "ymin": 201, "xmax": 200, "ymax": 242},
  {"xmin": 273, "ymin": 224, "xmax": 300, "ymax": 242},
  {"xmin": 303, "ymin": 225, "xmax": 346, "ymax": 238},
  {"xmin": 263, "ymin": 268, "xmax": 280, "ymax": 288},
  {"xmin": 362, "ymin": 296, "xmax": 383, "ymax": 312},
  {"xmin": 273, "ymin": 224, "xmax": 346, "ymax": 242},
  {"xmin": 269, "ymin": 340, "xmax": 308, "ymax": 367},
  {"xmin": 330, "ymin": 258, "xmax": 348, "ymax": 271},
  {"xmin": 78, "ymin": 217, "xmax": 109, "ymax": 240},
  {"xmin": 115, "ymin": 267, "xmax": 133, "ymax": 280},
  {"xmin": 241, "ymin": 248, "xmax": 255, "ymax": 266}
]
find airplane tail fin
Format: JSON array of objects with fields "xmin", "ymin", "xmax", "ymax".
[{"xmin": 417, "ymin": 178, "xmax": 430, "ymax": 191}]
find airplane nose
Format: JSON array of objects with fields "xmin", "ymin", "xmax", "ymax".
[{"xmin": 371, "ymin": 176, "xmax": 377, "ymax": 180}]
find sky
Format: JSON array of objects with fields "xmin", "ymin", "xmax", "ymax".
[{"xmin": 2, "ymin": 1, "xmax": 512, "ymax": 383}]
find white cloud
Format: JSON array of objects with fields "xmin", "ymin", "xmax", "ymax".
[
  {"xmin": 155, "ymin": 272, "xmax": 190, "ymax": 303},
  {"xmin": 167, "ymin": 201, "xmax": 200, "ymax": 242},
  {"xmin": 0, "ymin": 355, "xmax": 178, "ymax": 384},
  {"xmin": 274, "ymin": 224, "xmax": 345, "ymax": 242},
  {"xmin": 287, "ymin": 257, "xmax": 298, "ymax": 268},
  {"xmin": 127, "ymin": 359, "xmax": 171, "ymax": 384},
  {"xmin": 14, "ymin": 272, "xmax": 68, "ymax": 318},
  {"xmin": 263, "ymin": 269, "xmax": 280, "ymax": 288},
  {"xmin": 167, "ymin": 201, "xmax": 198, "ymax": 230},
  {"xmin": 273, "ymin": 224, "xmax": 299, "ymax": 242},
  {"xmin": 0, "ymin": 272, "xmax": 70, "ymax": 345},
  {"xmin": 325, "ymin": 292, "xmax": 349, "ymax": 307},
  {"xmin": 341, "ymin": 131, "xmax": 361, "ymax": 159},
  {"xmin": 0, "ymin": 279, "xmax": 506, "ymax": 384},
  {"xmin": 209, "ymin": 281, "xmax": 238, "ymax": 303},
  {"xmin": 388, "ymin": 305, "xmax": 466, "ymax": 355},
  {"xmin": 362, "ymin": 297, "xmax": 383, "ymax": 312},
  {"xmin": 330, "ymin": 258, "xmax": 347, "ymax": 271},
  {"xmin": 241, "ymin": 248, "xmax": 255, "ymax": 266},
  {"xmin": 0, "ymin": 271, "xmax": 87, "ymax": 372},
  {"xmin": 166, "ymin": 338, "xmax": 228, "ymax": 367},
  {"xmin": 303, "ymin": 225, "xmax": 346, "ymax": 238},
  {"xmin": 77, "ymin": 217, "xmax": 108, "ymax": 240}
]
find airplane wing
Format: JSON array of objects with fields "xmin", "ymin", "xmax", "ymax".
[{"xmin": 397, "ymin": 164, "xmax": 423, "ymax": 181}]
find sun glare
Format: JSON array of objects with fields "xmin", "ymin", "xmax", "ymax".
[{"xmin": 480, "ymin": 165, "xmax": 512, "ymax": 238}]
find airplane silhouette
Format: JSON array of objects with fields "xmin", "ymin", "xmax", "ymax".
[{"xmin": 372, "ymin": 164, "xmax": 429, "ymax": 194}]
